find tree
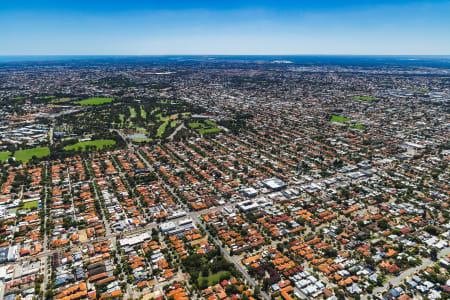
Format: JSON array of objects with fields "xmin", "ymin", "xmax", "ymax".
[
  {"xmin": 225, "ymin": 285, "xmax": 240, "ymax": 294},
  {"xmin": 45, "ymin": 289, "xmax": 54, "ymax": 300},
  {"xmin": 323, "ymin": 247, "xmax": 338, "ymax": 258},
  {"xmin": 263, "ymin": 279, "xmax": 269, "ymax": 291},
  {"xmin": 199, "ymin": 278, "xmax": 209, "ymax": 289},
  {"xmin": 430, "ymin": 248, "xmax": 438, "ymax": 261},
  {"xmin": 377, "ymin": 219, "xmax": 389, "ymax": 230},
  {"xmin": 254, "ymin": 286, "xmax": 261, "ymax": 297}
]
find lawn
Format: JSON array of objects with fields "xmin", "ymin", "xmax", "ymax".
[
  {"xmin": 170, "ymin": 121, "xmax": 179, "ymax": 128},
  {"xmin": 64, "ymin": 139, "xmax": 116, "ymax": 151},
  {"xmin": 14, "ymin": 147, "xmax": 50, "ymax": 163},
  {"xmin": 330, "ymin": 115, "xmax": 350, "ymax": 123},
  {"xmin": 204, "ymin": 120, "xmax": 217, "ymax": 127},
  {"xmin": 189, "ymin": 122, "xmax": 205, "ymax": 129},
  {"xmin": 351, "ymin": 96, "xmax": 377, "ymax": 101},
  {"xmin": 0, "ymin": 151, "xmax": 11, "ymax": 162},
  {"xmin": 351, "ymin": 124, "xmax": 366, "ymax": 130},
  {"xmin": 155, "ymin": 113, "xmax": 166, "ymax": 121},
  {"xmin": 11, "ymin": 96, "xmax": 26, "ymax": 100},
  {"xmin": 75, "ymin": 97, "xmax": 115, "ymax": 106},
  {"xmin": 410, "ymin": 88, "xmax": 429, "ymax": 92},
  {"xmin": 169, "ymin": 113, "xmax": 179, "ymax": 120},
  {"xmin": 154, "ymin": 113, "xmax": 180, "ymax": 137},
  {"xmin": 156, "ymin": 121, "xmax": 169, "ymax": 138},
  {"xmin": 129, "ymin": 106, "xmax": 137, "ymax": 118},
  {"xmin": 23, "ymin": 200, "xmax": 39, "ymax": 209},
  {"xmin": 182, "ymin": 253, "xmax": 234, "ymax": 289},
  {"xmin": 136, "ymin": 127, "xmax": 148, "ymax": 134},
  {"xmin": 51, "ymin": 97, "xmax": 75, "ymax": 103},
  {"xmin": 140, "ymin": 106, "xmax": 147, "ymax": 119},
  {"xmin": 198, "ymin": 128, "xmax": 222, "ymax": 135},
  {"xmin": 119, "ymin": 114, "xmax": 125, "ymax": 123},
  {"xmin": 198, "ymin": 270, "xmax": 231, "ymax": 287},
  {"xmin": 132, "ymin": 138, "xmax": 152, "ymax": 143}
]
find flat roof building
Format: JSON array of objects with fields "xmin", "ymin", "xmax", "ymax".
[{"xmin": 262, "ymin": 178, "xmax": 286, "ymax": 191}]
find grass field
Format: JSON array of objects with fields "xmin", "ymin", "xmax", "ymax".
[
  {"xmin": 188, "ymin": 122, "xmax": 205, "ymax": 128},
  {"xmin": 0, "ymin": 151, "xmax": 11, "ymax": 162},
  {"xmin": 330, "ymin": 115, "xmax": 350, "ymax": 123},
  {"xmin": 154, "ymin": 113, "xmax": 180, "ymax": 138},
  {"xmin": 204, "ymin": 120, "xmax": 217, "ymax": 126},
  {"xmin": 11, "ymin": 96, "xmax": 26, "ymax": 100},
  {"xmin": 75, "ymin": 97, "xmax": 115, "ymax": 106},
  {"xmin": 129, "ymin": 106, "xmax": 137, "ymax": 118},
  {"xmin": 140, "ymin": 106, "xmax": 147, "ymax": 119},
  {"xmin": 351, "ymin": 96, "xmax": 377, "ymax": 101},
  {"xmin": 410, "ymin": 88, "xmax": 429, "ymax": 92},
  {"xmin": 150, "ymin": 107, "xmax": 160, "ymax": 115},
  {"xmin": 14, "ymin": 147, "xmax": 50, "ymax": 163},
  {"xmin": 132, "ymin": 138, "xmax": 152, "ymax": 143},
  {"xmin": 23, "ymin": 200, "xmax": 39, "ymax": 209},
  {"xmin": 198, "ymin": 271, "xmax": 230, "ymax": 287},
  {"xmin": 156, "ymin": 113, "xmax": 179, "ymax": 122},
  {"xmin": 51, "ymin": 97, "xmax": 75, "ymax": 104},
  {"xmin": 199, "ymin": 128, "xmax": 221, "ymax": 135},
  {"xmin": 156, "ymin": 121, "xmax": 169, "ymax": 138},
  {"xmin": 351, "ymin": 124, "xmax": 366, "ymax": 130},
  {"xmin": 64, "ymin": 139, "xmax": 116, "ymax": 151},
  {"xmin": 136, "ymin": 127, "xmax": 148, "ymax": 134}
]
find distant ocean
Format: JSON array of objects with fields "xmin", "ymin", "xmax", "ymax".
[
  {"xmin": 0, "ymin": 55, "xmax": 449, "ymax": 68},
  {"xmin": 0, "ymin": 55, "xmax": 113, "ymax": 63}
]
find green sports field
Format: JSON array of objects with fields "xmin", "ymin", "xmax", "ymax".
[
  {"xmin": 330, "ymin": 115, "xmax": 350, "ymax": 123},
  {"xmin": 64, "ymin": 139, "xmax": 116, "ymax": 151},
  {"xmin": 14, "ymin": 147, "xmax": 50, "ymax": 163},
  {"xmin": 351, "ymin": 124, "xmax": 366, "ymax": 130},
  {"xmin": 51, "ymin": 97, "xmax": 75, "ymax": 103},
  {"xmin": 75, "ymin": 97, "xmax": 115, "ymax": 106},
  {"xmin": 0, "ymin": 151, "xmax": 11, "ymax": 162},
  {"xmin": 132, "ymin": 138, "xmax": 152, "ymax": 143},
  {"xmin": 198, "ymin": 128, "xmax": 222, "ymax": 135},
  {"xmin": 198, "ymin": 270, "xmax": 230, "ymax": 287},
  {"xmin": 23, "ymin": 200, "xmax": 39, "ymax": 209}
]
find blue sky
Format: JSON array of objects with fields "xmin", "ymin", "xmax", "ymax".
[{"xmin": 1, "ymin": 0, "xmax": 449, "ymax": 55}]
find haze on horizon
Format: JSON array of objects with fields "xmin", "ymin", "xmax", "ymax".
[{"xmin": 1, "ymin": 0, "xmax": 450, "ymax": 56}]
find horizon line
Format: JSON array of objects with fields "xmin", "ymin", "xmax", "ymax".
[{"xmin": 1, "ymin": 54, "xmax": 450, "ymax": 57}]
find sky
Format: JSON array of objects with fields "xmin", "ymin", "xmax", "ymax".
[{"xmin": 1, "ymin": 0, "xmax": 449, "ymax": 55}]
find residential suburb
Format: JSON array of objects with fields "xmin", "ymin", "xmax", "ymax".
[{"xmin": 0, "ymin": 56, "xmax": 449, "ymax": 300}]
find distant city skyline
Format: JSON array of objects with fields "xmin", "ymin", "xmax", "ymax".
[{"xmin": 1, "ymin": 0, "xmax": 450, "ymax": 55}]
